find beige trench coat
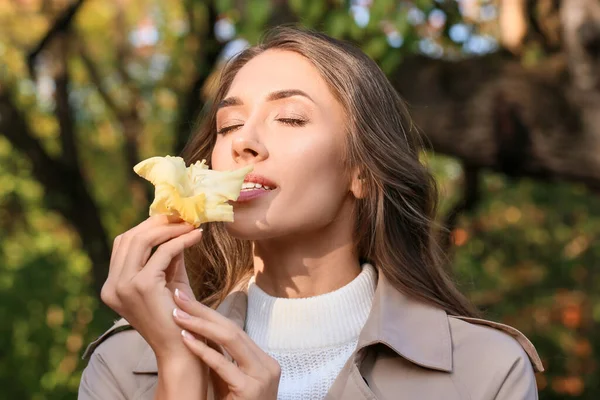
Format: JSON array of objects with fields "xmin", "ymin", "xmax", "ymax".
[{"xmin": 79, "ymin": 269, "xmax": 544, "ymax": 399}]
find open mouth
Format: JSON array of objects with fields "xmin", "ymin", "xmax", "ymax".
[
  {"xmin": 240, "ymin": 182, "xmax": 275, "ymax": 191},
  {"xmin": 235, "ymin": 184, "xmax": 276, "ymax": 203}
]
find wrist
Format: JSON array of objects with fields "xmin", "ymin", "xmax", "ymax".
[
  {"xmin": 158, "ymin": 352, "xmax": 204, "ymax": 374},
  {"xmin": 155, "ymin": 353, "xmax": 208, "ymax": 400}
]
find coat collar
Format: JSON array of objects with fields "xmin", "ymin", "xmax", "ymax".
[
  {"xmin": 355, "ymin": 268, "xmax": 452, "ymax": 372},
  {"xmin": 133, "ymin": 265, "xmax": 452, "ymax": 374}
]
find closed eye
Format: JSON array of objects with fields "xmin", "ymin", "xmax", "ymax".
[
  {"xmin": 218, "ymin": 118, "xmax": 307, "ymax": 134},
  {"xmin": 277, "ymin": 118, "xmax": 308, "ymax": 127},
  {"xmin": 217, "ymin": 124, "xmax": 243, "ymax": 135}
]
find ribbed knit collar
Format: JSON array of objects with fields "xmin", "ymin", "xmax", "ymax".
[{"xmin": 245, "ymin": 264, "xmax": 377, "ymax": 351}]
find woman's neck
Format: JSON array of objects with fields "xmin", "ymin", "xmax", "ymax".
[{"xmin": 252, "ymin": 226, "xmax": 361, "ymax": 299}]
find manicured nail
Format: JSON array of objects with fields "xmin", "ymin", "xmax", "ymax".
[
  {"xmin": 181, "ymin": 329, "xmax": 195, "ymax": 341},
  {"xmin": 173, "ymin": 308, "xmax": 190, "ymax": 319},
  {"xmin": 175, "ymin": 288, "xmax": 190, "ymax": 301}
]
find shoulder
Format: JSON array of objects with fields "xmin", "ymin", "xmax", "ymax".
[
  {"xmin": 447, "ymin": 316, "xmax": 542, "ymax": 399},
  {"xmin": 448, "ymin": 315, "xmax": 543, "ymax": 373},
  {"xmin": 79, "ymin": 319, "xmax": 157, "ymax": 399},
  {"xmin": 82, "ymin": 318, "xmax": 148, "ymax": 364}
]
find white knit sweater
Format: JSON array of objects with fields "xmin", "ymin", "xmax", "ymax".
[{"xmin": 245, "ymin": 264, "xmax": 377, "ymax": 400}]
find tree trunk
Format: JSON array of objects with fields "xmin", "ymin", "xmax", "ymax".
[{"xmin": 0, "ymin": 91, "xmax": 111, "ymax": 298}]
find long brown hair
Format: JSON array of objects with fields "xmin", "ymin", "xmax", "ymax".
[{"xmin": 181, "ymin": 26, "xmax": 478, "ymax": 317}]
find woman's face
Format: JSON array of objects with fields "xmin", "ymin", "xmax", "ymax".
[{"xmin": 211, "ymin": 49, "xmax": 357, "ymax": 239}]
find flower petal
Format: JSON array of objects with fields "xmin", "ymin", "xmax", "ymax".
[
  {"xmin": 134, "ymin": 156, "xmax": 190, "ymax": 194},
  {"xmin": 190, "ymin": 164, "xmax": 254, "ymax": 201},
  {"xmin": 134, "ymin": 156, "xmax": 253, "ymax": 226}
]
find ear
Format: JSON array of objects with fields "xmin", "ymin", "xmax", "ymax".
[{"xmin": 350, "ymin": 168, "xmax": 366, "ymax": 199}]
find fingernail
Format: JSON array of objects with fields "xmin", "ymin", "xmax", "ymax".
[
  {"xmin": 173, "ymin": 308, "xmax": 190, "ymax": 319},
  {"xmin": 181, "ymin": 329, "xmax": 195, "ymax": 341},
  {"xmin": 175, "ymin": 288, "xmax": 190, "ymax": 301}
]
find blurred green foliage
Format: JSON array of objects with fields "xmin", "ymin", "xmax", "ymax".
[{"xmin": 0, "ymin": 0, "xmax": 598, "ymax": 398}]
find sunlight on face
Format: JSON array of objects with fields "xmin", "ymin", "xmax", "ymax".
[{"xmin": 211, "ymin": 50, "xmax": 353, "ymax": 240}]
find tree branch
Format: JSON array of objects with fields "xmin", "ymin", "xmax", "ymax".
[
  {"xmin": 27, "ymin": 0, "xmax": 86, "ymax": 78},
  {"xmin": 0, "ymin": 92, "xmax": 56, "ymax": 173},
  {"xmin": 77, "ymin": 37, "xmax": 151, "ymax": 206},
  {"xmin": 76, "ymin": 39, "xmax": 123, "ymax": 119}
]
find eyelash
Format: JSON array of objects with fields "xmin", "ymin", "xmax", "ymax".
[
  {"xmin": 217, "ymin": 124, "xmax": 242, "ymax": 135},
  {"xmin": 278, "ymin": 118, "xmax": 307, "ymax": 127},
  {"xmin": 217, "ymin": 118, "xmax": 308, "ymax": 135}
]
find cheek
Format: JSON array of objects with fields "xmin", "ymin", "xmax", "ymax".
[
  {"xmin": 273, "ymin": 136, "xmax": 349, "ymax": 220},
  {"xmin": 210, "ymin": 138, "xmax": 230, "ymax": 170}
]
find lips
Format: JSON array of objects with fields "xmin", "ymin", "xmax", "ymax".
[
  {"xmin": 243, "ymin": 173, "xmax": 277, "ymax": 188},
  {"xmin": 236, "ymin": 188, "xmax": 271, "ymax": 202},
  {"xmin": 233, "ymin": 172, "xmax": 277, "ymax": 203}
]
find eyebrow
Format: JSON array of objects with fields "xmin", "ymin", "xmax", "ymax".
[{"xmin": 217, "ymin": 89, "xmax": 314, "ymax": 109}]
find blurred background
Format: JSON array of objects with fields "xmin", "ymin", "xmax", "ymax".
[{"xmin": 0, "ymin": 0, "xmax": 599, "ymax": 398}]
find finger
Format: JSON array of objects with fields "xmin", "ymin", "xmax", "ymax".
[
  {"xmin": 119, "ymin": 223, "xmax": 197, "ymax": 281},
  {"xmin": 137, "ymin": 214, "xmax": 183, "ymax": 230},
  {"xmin": 122, "ymin": 215, "xmax": 183, "ymax": 246},
  {"xmin": 101, "ymin": 234, "xmax": 125, "ymax": 306},
  {"xmin": 111, "ymin": 234, "xmax": 123, "ymax": 260},
  {"xmin": 173, "ymin": 309, "xmax": 259, "ymax": 370},
  {"xmin": 106, "ymin": 234, "xmax": 123, "ymax": 280},
  {"xmin": 174, "ymin": 290, "xmax": 230, "ymax": 324},
  {"xmin": 105, "ymin": 233, "xmax": 126, "ymax": 281},
  {"xmin": 181, "ymin": 330, "xmax": 247, "ymax": 388},
  {"xmin": 136, "ymin": 229, "xmax": 203, "ymax": 281},
  {"xmin": 174, "ymin": 293, "xmax": 272, "ymax": 365},
  {"xmin": 111, "ymin": 215, "xmax": 185, "ymax": 281}
]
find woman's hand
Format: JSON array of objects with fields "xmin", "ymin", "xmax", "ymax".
[
  {"xmin": 101, "ymin": 215, "xmax": 210, "ymax": 399},
  {"xmin": 172, "ymin": 289, "xmax": 281, "ymax": 400},
  {"xmin": 100, "ymin": 215, "xmax": 203, "ymax": 360}
]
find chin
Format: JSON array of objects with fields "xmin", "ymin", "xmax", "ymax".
[{"xmin": 224, "ymin": 218, "xmax": 278, "ymax": 240}]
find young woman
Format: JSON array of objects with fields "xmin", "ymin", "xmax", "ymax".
[{"xmin": 79, "ymin": 27, "xmax": 543, "ymax": 400}]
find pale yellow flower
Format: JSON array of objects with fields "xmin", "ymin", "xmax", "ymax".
[{"xmin": 133, "ymin": 156, "xmax": 253, "ymax": 227}]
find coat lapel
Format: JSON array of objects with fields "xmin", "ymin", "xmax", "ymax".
[
  {"xmin": 356, "ymin": 268, "xmax": 453, "ymax": 372},
  {"xmin": 324, "ymin": 349, "xmax": 376, "ymax": 400},
  {"xmin": 325, "ymin": 266, "xmax": 453, "ymax": 399}
]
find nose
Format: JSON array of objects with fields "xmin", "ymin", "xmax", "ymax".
[{"xmin": 231, "ymin": 136, "xmax": 269, "ymax": 164}]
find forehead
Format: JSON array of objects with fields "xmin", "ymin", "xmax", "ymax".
[{"xmin": 226, "ymin": 49, "xmax": 330, "ymax": 100}]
